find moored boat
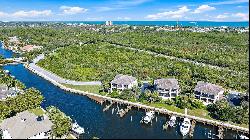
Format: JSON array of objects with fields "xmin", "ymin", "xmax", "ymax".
[
  {"xmin": 71, "ymin": 121, "xmax": 85, "ymax": 135},
  {"xmin": 180, "ymin": 118, "xmax": 191, "ymax": 136},
  {"xmin": 140, "ymin": 111, "xmax": 155, "ymax": 124},
  {"xmin": 168, "ymin": 116, "xmax": 176, "ymax": 127}
]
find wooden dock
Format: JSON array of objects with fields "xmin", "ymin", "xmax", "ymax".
[
  {"xmin": 24, "ymin": 63, "xmax": 249, "ymax": 136},
  {"xmin": 103, "ymin": 102, "xmax": 113, "ymax": 112},
  {"xmin": 86, "ymin": 95, "xmax": 105, "ymax": 105},
  {"xmin": 118, "ymin": 106, "xmax": 132, "ymax": 117}
]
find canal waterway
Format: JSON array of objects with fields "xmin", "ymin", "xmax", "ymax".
[{"xmin": 0, "ymin": 43, "xmax": 238, "ymax": 139}]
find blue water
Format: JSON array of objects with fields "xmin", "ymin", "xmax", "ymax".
[
  {"xmin": 0, "ymin": 43, "xmax": 241, "ymax": 139},
  {"xmin": 0, "ymin": 43, "xmax": 14, "ymax": 58},
  {"xmin": 61, "ymin": 21, "xmax": 249, "ymax": 27}
]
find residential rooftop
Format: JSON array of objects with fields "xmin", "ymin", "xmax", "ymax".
[
  {"xmin": 194, "ymin": 81, "xmax": 224, "ymax": 95},
  {"xmin": 111, "ymin": 74, "xmax": 137, "ymax": 85},
  {"xmin": 0, "ymin": 110, "xmax": 53, "ymax": 139}
]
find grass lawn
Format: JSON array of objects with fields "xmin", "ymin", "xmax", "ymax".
[
  {"xmin": 188, "ymin": 109, "xmax": 212, "ymax": 120},
  {"xmin": 29, "ymin": 108, "xmax": 45, "ymax": 116},
  {"xmin": 229, "ymin": 121, "xmax": 249, "ymax": 129},
  {"xmin": 62, "ymin": 84, "xmax": 101, "ymax": 94}
]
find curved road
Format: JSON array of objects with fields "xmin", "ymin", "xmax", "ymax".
[{"xmin": 29, "ymin": 54, "xmax": 102, "ymax": 86}]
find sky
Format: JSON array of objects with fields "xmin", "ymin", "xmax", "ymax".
[{"xmin": 0, "ymin": 0, "xmax": 249, "ymax": 21}]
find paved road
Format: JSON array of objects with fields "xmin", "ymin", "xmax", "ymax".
[{"xmin": 29, "ymin": 54, "xmax": 102, "ymax": 86}]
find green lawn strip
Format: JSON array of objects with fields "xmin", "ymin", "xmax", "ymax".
[
  {"xmin": 28, "ymin": 108, "xmax": 45, "ymax": 116},
  {"xmin": 62, "ymin": 83, "xmax": 101, "ymax": 94},
  {"xmin": 229, "ymin": 121, "xmax": 249, "ymax": 129}
]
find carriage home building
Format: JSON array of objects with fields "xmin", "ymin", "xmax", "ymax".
[
  {"xmin": 0, "ymin": 110, "xmax": 53, "ymax": 139},
  {"xmin": 154, "ymin": 78, "xmax": 180, "ymax": 100},
  {"xmin": 194, "ymin": 81, "xmax": 224, "ymax": 105},
  {"xmin": 110, "ymin": 74, "xmax": 137, "ymax": 92}
]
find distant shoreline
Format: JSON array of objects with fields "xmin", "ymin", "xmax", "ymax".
[{"xmin": 0, "ymin": 21, "xmax": 249, "ymax": 27}]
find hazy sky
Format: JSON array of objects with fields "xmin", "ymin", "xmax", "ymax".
[{"xmin": 0, "ymin": 0, "xmax": 249, "ymax": 21}]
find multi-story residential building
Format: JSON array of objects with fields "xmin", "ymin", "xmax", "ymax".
[
  {"xmin": 194, "ymin": 81, "xmax": 224, "ymax": 105},
  {"xmin": 154, "ymin": 78, "xmax": 180, "ymax": 100},
  {"xmin": 110, "ymin": 74, "xmax": 137, "ymax": 92}
]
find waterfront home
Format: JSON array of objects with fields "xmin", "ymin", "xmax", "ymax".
[
  {"xmin": 0, "ymin": 110, "xmax": 53, "ymax": 139},
  {"xmin": 8, "ymin": 36, "xmax": 20, "ymax": 45},
  {"xmin": 0, "ymin": 84, "xmax": 8, "ymax": 100},
  {"xmin": 154, "ymin": 78, "xmax": 180, "ymax": 100},
  {"xmin": 0, "ymin": 84, "xmax": 18, "ymax": 100},
  {"xmin": 110, "ymin": 74, "xmax": 137, "ymax": 92},
  {"xmin": 20, "ymin": 45, "xmax": 43, "ymax": 52},
  {"xmin": 194, "ymin": 81, "xmax": 224, "ymax": 105}
]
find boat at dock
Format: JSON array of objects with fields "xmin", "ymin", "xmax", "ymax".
[
  {"xmin": 168, "ymin": 116, "xmax": 176, "ymax": 127},
  {"xmin": 140, "ymin": 111, "xmax": 155, "ymax": 124},
  {"xmin": 240, "ymin": 135, "xmax": 249, "ymax": 139},
  {"xmin": 71, "ymin": 121, "xmax": 85, "ymax": 135},
  {"xmin": 180, "ymin": 118, "xmax": 191, "ymax": 136}
]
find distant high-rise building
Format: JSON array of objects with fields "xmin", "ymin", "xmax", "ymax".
[{"xmin": 105, "ymin": 21, "xmax": 113, "ymax": 26}]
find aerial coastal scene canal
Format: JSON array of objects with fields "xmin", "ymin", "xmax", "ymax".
[{"xmin": 0, "ymin": 0, "xmax": 249, "ymax": 139}]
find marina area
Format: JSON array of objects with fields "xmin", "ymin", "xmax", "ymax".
[{"xmin": 0, "ymin": 43, "xmax": 248, "ymax": 139}]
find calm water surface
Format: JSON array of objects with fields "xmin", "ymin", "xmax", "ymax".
[{"xmin": 0, "ymin": 43, "xmax": 239, "ymax": 139}]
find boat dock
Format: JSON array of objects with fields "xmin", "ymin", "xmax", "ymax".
[
  {"xmin": 103, "ymin": 102, "xmax": 113, "ymax": 112},
  {"xmin": 118, "ymin": 106, "xmax": 132, "ymax": 117},
  {"xmin": 24, "ymin": 63, "xmax": 249, "ymax": 137},
  {"xmin": 86, "ymin": 95, "xmax": 105, "ymax": 105}
]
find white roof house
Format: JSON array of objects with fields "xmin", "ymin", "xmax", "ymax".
[
  {"xmin": 194, "ymin": 81, "xmax": 224, "ymax": 105},
  {"xmin": 110, "ymin": 74, "xmax": 137, "ymax": 92},
  {"xmin": 0, "ymin": 110, "xmax": 53, "ymax": 139},
  {"xmin": 154, "ymin": 78, "xmax": 180, "ymax": 100}
]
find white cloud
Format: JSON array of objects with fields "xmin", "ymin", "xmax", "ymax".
[
  {"xmin": 117, "ymin": 17, "xmax": 131, "ymax": 20},
  {"xmin": 12, "ymin": 10, "xmax": 52, "ymax": 18},
  {"xmin": 146, "ymin": 6, "xmax": 190, "ymax": 19},
  {"xmin": 96, "ymin": 6, "xmax": 126, "ymax": 12},
  {"xmin": 216, "ymin": 14, "xmax": 229, "ymax": 19},
  {"xmin": 0, "ymin": 10, "xmax": 52, "ymax": 19},
  {"xmin": 0, "ymin": 11, "xmax": 8, "ymax": 17},
  {"xmin": 60, "ymin": 6, "xmax": 88, "ymax": 15},
  {"xmin": 193, "ymin": 5, "xmax": 216, "ymax": 13},
  {"xmin": 232, "ymin": 12, "xmax": 249, "ymax": 21}
]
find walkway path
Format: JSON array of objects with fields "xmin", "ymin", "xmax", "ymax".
[
  {"xmin": 28, "ymin": 54, "xmax": 102, "ymax": 86},
  {"xmin": 110, "ymin": 43, "xmax": 245, "ymax": 75}
]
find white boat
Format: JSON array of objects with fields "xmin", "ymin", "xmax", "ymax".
[
  {"xmin": 140, "ymin": 111, "xmax": 155, "ymax": 124},
  {"xmin": 240, "ymin": 135, "xmax": 249, "ymax": 139},
  {"xmin": 72, "ymin": 121, "xmax": 85, "ymax": 135},
  {"xmin": 168, "ymin": 116, "xmax": 176, "ymax": 127},
  {"xmin": 180, "ymin": 118, "xmax": 191, "ymax": 136}
]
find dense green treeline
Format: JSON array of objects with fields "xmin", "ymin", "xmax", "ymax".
[
  {"xmin": 0, "ymin": 27, "xmax": 248, "ymax": 74},
  {"xmin": 0, "ymin": 88, "xmax": 43, "ymax": 120},
  {"xmin": 107, "ymin": 31, "xmax": 249, "ymax": 72},
  {"xmin": 38, "ymin": 43, "xmax": 248, "ymax": 92},
  {"xmin": 0, "ymin": 26, "xmax": 248, "ymax": 92}
]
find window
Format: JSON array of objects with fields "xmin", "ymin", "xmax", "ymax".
[
  {"xmin": 171, "ymin": 93, "xmax": 176, "ymax": 97},
  {"xmin": 195, "ymin": 91, "xmax": 201, "ymax": 95}
]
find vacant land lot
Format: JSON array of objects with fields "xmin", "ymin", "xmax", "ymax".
[{"xmin": 38, "ymin": 43, "xmax": 248, "ymax": 92}]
